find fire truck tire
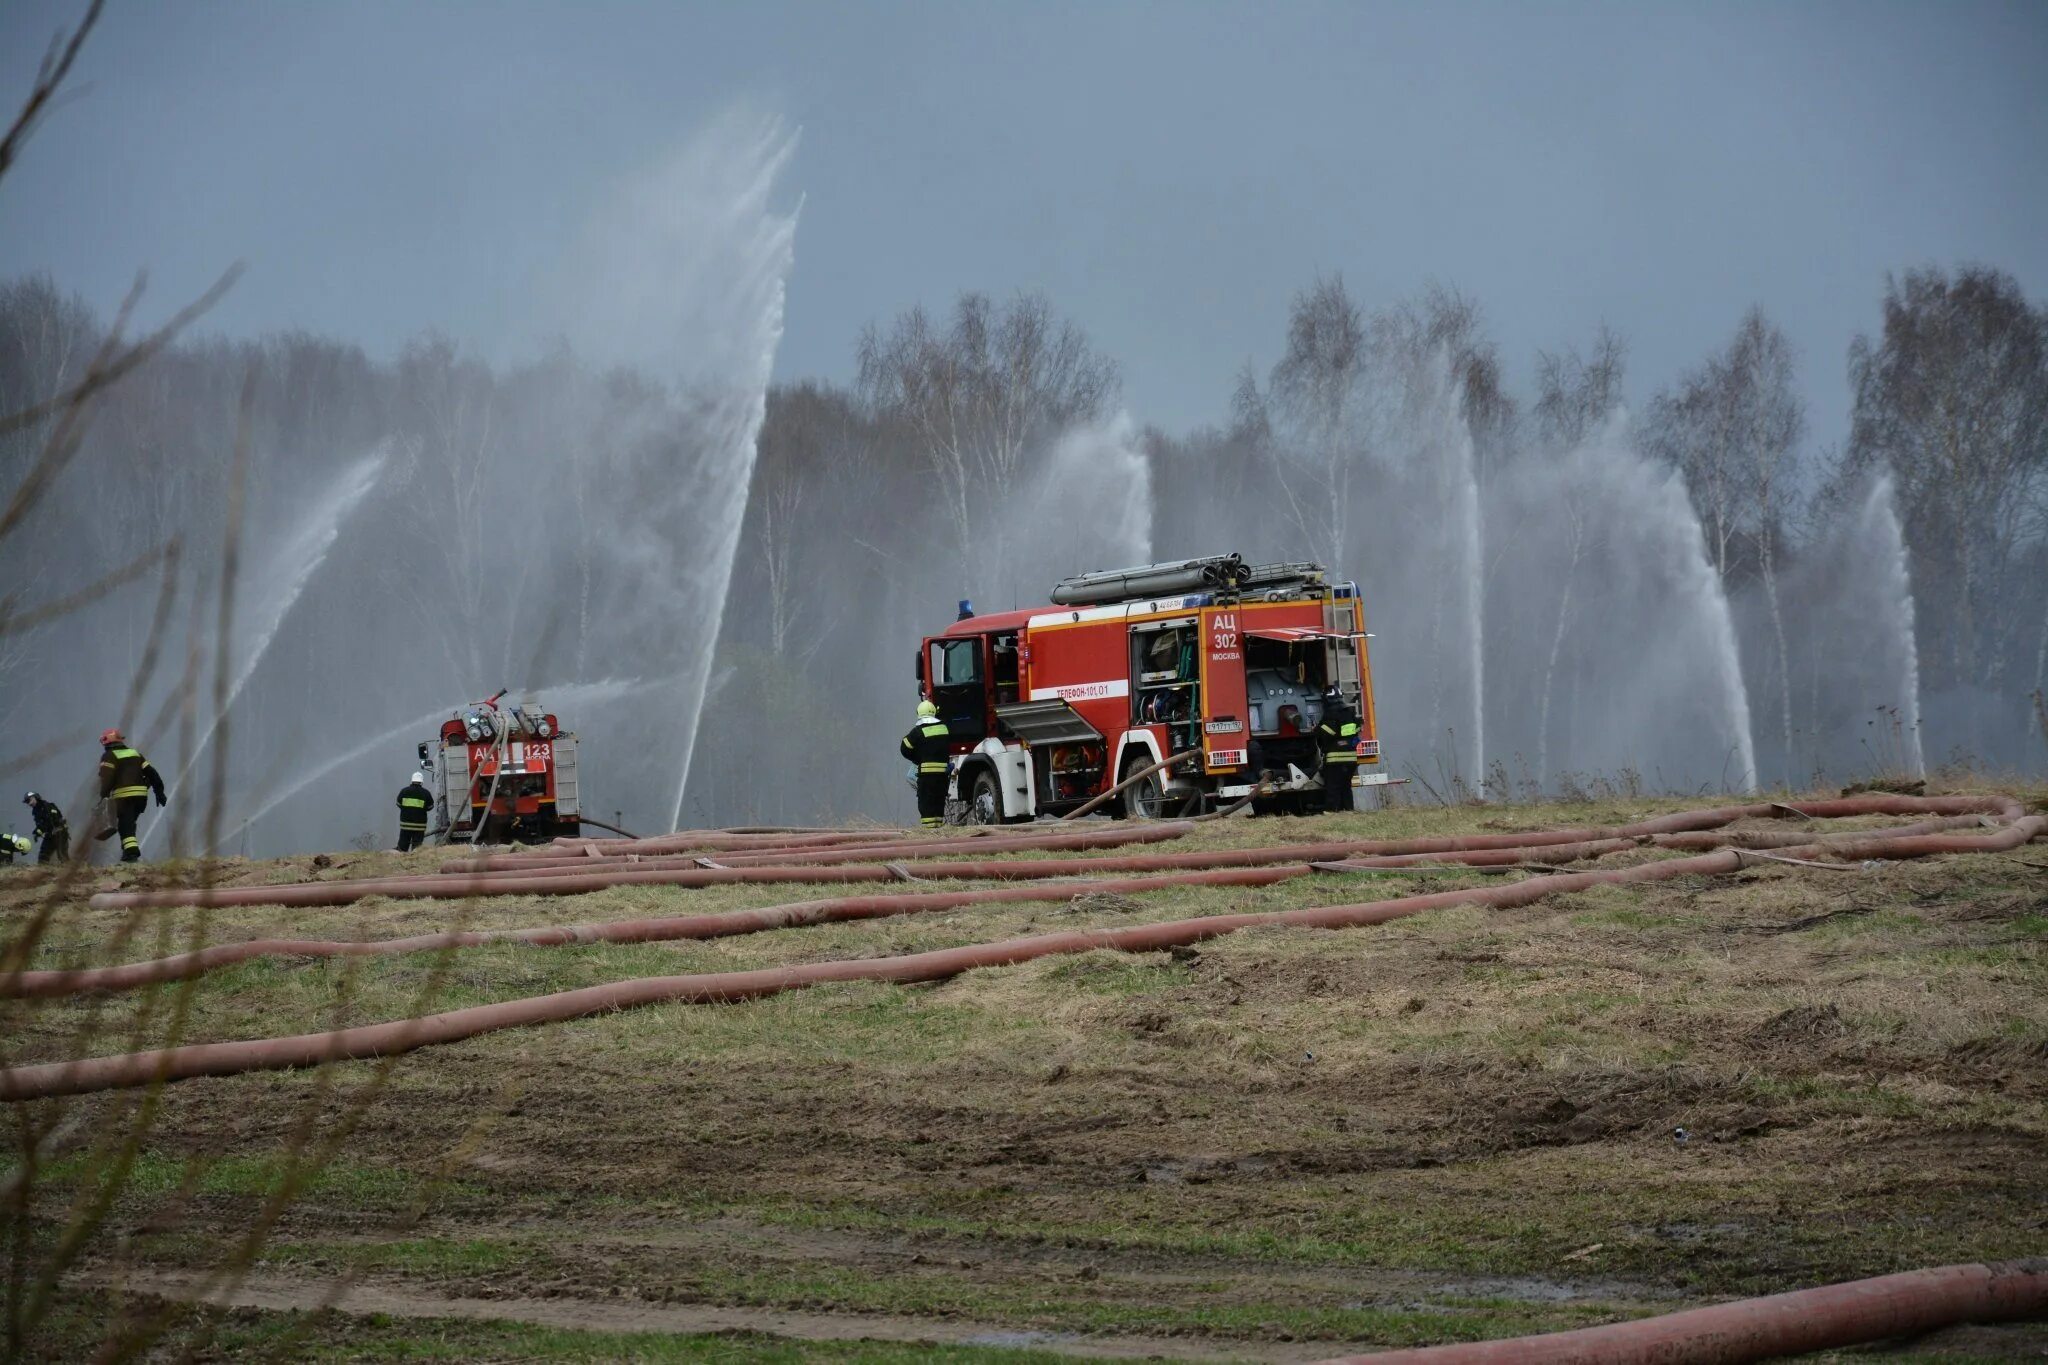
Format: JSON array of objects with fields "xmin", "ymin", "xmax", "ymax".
[
  {"xmin": 1117, "ymin": 755, "xmax": 1167, "ymax": 820},
  {"xmin": 965, "ymin": 766, "xmax": 1006, "ymax": 825}
]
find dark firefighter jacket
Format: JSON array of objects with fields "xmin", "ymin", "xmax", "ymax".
[
  {"xmin": 28, "ymin": 796, "xmax": 66, "ymax": 837},
  {"xmin": 1315, "ymin": 702, "xmax": 1362, "ymax": 764},
  {"xmin": 397, "ymin": 782, "xmax": 435, "ymax": 830},
  {"xmin": 99, "ymin": 745, "xmax": 165, "ymax": 803},
  {"xmin": 900, "ymin": 716, "xmax": 951, "ymax": 774}
]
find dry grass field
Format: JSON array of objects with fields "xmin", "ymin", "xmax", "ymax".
[{"xmin": 3, "ymin": 790, "xmax": 2045, "ymax": 1361}]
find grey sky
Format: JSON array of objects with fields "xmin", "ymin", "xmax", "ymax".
[{"xmin": 4, "ymin": 0, "xmax": 2044, "ymax": 453}]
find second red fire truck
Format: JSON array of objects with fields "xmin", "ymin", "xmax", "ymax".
[
  {"xmin": 917, "ymin": 554, "xmax": 1383, "ymax": 820},
  {"xmin": 420, "ymin": 691, "xmax": 583, "ymax": 843}
]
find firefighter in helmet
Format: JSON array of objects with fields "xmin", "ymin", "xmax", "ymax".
[
  {"xmin": 97, "ymin": 729, "xmax": 165, "ymax": 862},
  {"xmin": 395, "ymin": 772, "xmax": 434, "ymax": 852},
  {"xmin": 899, "ymin": 699, "xmax": 951, "ymax": 829},
  {"xmin": 0, "ymin": 831, "xmax": 29, "ymax": 865},
  {"xmin": 1314, "ymin": 684, "xmax": 1362, "ymax": 814},
  {"xmin": 23, "ymin": 791, "xmax": 68, "ymax": 863}
]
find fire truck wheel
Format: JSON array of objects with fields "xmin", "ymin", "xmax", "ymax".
[
  {"xmin": 1117, "ymin": 755, "xmax": 1168, "ymax": 820},
  {"xmin": 965, "ymin": 766, "xmax": 1005, "ymax": 825}
]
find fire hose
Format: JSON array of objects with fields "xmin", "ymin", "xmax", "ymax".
[
  {"xmin": 440, "ymin": 820, "xmax": 1197, "ymax": 875},
  {"xmin": 4, "ymin": 866, "xmax": 1311, "ymax": 998},
  {"xmin": 428, "ymin": 809, "xmax": 1991, "ymax": 887},
  {"xmin": 510, "ymin": 828, "xmax": 911, "ymax": 863},
  {"xmin": 81, "ymin": 795, "xmax": 2030, "ymax": 912},
  {"xmin": 8, "ymin": 807, "xmax": 2039, "ymax": 1100},
  {"xmin": 1310, "ymin": 1259, "xmax": 2048, "ymax": 1364},
  {"xmin": 451, "ymin": 824, "xmax": 1095, "ymax": 872},
  {"xmin": 19, "ymin": 805, "xmax": 2013, "ymax": 998},
  {"xmin": 566, "ymin": 815, "xmax": 641, "ymax": 841},
  {"xmin": 87, "ymin": 822, "xmax": 1201, "ymax": 911}
]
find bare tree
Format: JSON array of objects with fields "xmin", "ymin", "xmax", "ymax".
[
  {"xmin": 394, "ymin": 335, "xmax": 499, "ymax": 684},
  {"xmin": 1527, "ymin": 328, "xmax": 1627, "ymax": 785},
  {"xmin": 1402, "ymin": 282, "xmax": 1516, "ymax": 472},
  {"xmin": 856, "ymin": 292, "xmax": 1118, "ymax": 584},
  {"xmin": 753, "ymin": 380, "xmax": 856, "ymax": 659},
  {"xmin": 1641, "ymin": 309, "xmax": 1807, "ymax": 778},
  {"xmin": 1727, "ymin": 311, "xmax": 1804, "ymax": 776},
  {"xmin": 1643, "ymin": 361, "xmax": 1742, "ymax": 583},
  {"xmin": 1533, "ymin": 325, "xmax": 1626, "ymax": 453},
  {"xmin": 1263, "ymin": 275, "xmax": 1368, "ymax": 568},
  {"xmin": 1844, "ymin": 266, "xmax": 2048, "ymax": 696}
]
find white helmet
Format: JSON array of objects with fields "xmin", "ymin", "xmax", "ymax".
[{"xmin": 411, "ymin": 771, "xmax": 425, "ymax": 784}]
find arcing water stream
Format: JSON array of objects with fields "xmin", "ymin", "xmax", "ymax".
[{"xmin": 144, "ymin": 450, "xmax": 388, "ymax": 848}]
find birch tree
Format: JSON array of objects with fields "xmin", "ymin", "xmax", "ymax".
[
  {"xmin": 1529, "ymin": 328, "xmax": 1626, "ymax": 784},
  {"xmin": 855, "ymin": 292, "xmax": 1117, "ymax": 585},
  {"xmin": 1844, "ymin": 266, "xmax": 2048, "ymax": 696},
  {"xmin": 1263, "ymin": 275, "xmax": 1367, "ymax": 569},
  {"xmin": 1643, "ymin": 309, "xmax": 1806, "ymax": 774}
]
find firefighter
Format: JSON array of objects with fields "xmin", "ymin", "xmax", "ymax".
[
  {"xmin": 22, "ymin": 791, "xmax": 68, "ymax": 863},
  {"xmin": 97, "ymin": 729, "xmax": 164, "ymax": 863},
  {"xmin": 395, "ymin": 772, "xmax": 434, "ymax": 852},
  {"xmin": 0, "ymin": 832, "xmax": 29, "ymax": 865},
  {"xmin": 1314, "ymin": 685, "xmax": 1362, "ymax": 814},
  {"xmin": 899, "ymin": 699, "xmax": 951, "ymax": 829}
]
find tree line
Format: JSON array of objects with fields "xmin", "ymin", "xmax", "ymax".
[{"xmin": 3, "ymin": 262, "xmax": 2044, "ymax": 839}]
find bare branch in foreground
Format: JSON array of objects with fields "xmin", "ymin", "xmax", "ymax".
[{"xmin": 0, "ymin": 0, "xmax": 103, "ymax": 186}]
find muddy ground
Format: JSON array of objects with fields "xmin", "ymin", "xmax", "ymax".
[{"xmin": 3, "ymin": 792, "xmax": 2045, "ymax": 1361}]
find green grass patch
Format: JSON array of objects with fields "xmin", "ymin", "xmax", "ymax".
[{"xmin": 17, "ymin": 1150, "xmax": 453, "ymax": 1210}]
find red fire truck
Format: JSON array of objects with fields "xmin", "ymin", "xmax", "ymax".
[
  {"xmin": 918, "ymin": 555, "xmax": 1382, "ymax": 820},
  {"xmin": 421, "ymin": 692, "xmax": 583, "ymax": 843}
]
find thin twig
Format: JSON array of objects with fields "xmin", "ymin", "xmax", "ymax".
[
  {"xmin": 0, "ymin": 0, "xmax": 103, "ymax": 184},
  {"xmin": 0, "ymin": 728, "xmax": 93, "ymax": 781},
  {"xmin": 0, "ymin": 263, "xmax": 243, "ymax": 545},
  {"xmin": 0, "ymin": 544, "xmax": 166, "ymax": 637}
]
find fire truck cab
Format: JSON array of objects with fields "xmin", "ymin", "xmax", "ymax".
[
  {"xmin": 918, "ymin": 555, "xmax": 1382, "ymax": 821},
  {"xmin": 422, "ymin": 692, "xmax": 582, "ymax": 844}
]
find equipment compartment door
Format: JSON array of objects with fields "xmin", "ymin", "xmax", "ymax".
[{"xmin": 1198, "ymin": 607, "xmax": 1250, "ymax": 769}]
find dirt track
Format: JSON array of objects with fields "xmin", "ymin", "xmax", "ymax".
[{"xmin": 107, "ymin": 1267, "xmax": 1320, "ymax": 1361}]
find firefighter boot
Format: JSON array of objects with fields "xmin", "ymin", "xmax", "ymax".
[{"xmin": 115, "ymin": 796, "xmax": 146, "ymax": 862}]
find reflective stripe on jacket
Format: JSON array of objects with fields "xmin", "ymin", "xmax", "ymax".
[
  {"xmin": 100, "ymin": 746, "xmax": 158, "ymax": 800},
  {"xmin": 899, "ymin": 719, "xmax": 951, "ymax": 774},
  {"xmin": 397, "ymin": 784, "xmax": 434, "ymax": 830},
  {"xmin": 1316, "ymin": 714, "xmax": 1362, "ymax": 763}
]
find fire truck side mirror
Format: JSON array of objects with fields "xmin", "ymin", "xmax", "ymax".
[{"xmin": 416, "ymin": 742, "xmax": 430, "ymax": 768}]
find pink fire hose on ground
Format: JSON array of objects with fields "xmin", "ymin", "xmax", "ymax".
[
  {"xmin": 1310, "ymin": 1259, "xmax": 2048, "ymax": 1363},
  {"xmin": 3, "ymin": 866, "xmax": 1310, "ymax": 998},
  {"xmin": 449, "ymin": 829, "xmax": 916, "ymax": 870},
  {"xmin": 6, "ymin": 810, "xmax": 2038, "ymax": 1100},
  {"xmin": 78, "ymin": 795, "xmax": 2031, "ymax": 913},
  {"xmin": 17, "ymin": 808, "xmax": 2008, "ymax": 998},
  {"xmin": 496, "ymin": 821, "xmax": 1209, "ymax": 870}
]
